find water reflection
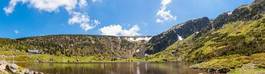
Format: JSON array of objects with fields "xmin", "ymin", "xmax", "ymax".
[{"xmin": 16, "ymin": 62, "xmax": 205, "ymax": 74}]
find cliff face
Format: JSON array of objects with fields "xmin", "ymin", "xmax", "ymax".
[
  {"xmin": 145, "ymin": 17, "xmax": 211, "ymax": 54},
  {"xmin": 212, "ymin": 0, "xmax": 265, "ymax": 29}
]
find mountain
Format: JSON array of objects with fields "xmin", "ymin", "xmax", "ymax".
[
  {"xmin": 1, "ymin": 0, "xmax": 265, "ymax": 73},
  {"xmin": 145, "ymin": 17, "xmax": 211, "ymax": 54},
  {"xmin": 0, "ymin": 35, "xmax": 151, "ymax": 59},
  {"xmin": 145, "ymin": 0, "xmax": 265, "ymax": 55},
  {"xmin": 146, "ymin": 0, "xmax": 265, "ymax": 73}
]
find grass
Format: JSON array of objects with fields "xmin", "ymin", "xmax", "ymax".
[
  {"xmin": 0, "ymin": 14, "xmax": 265, "ymax": 74},
  {"xmin": 229, "ymin": 68, "xmax": 265, "ymax": 74},
  {"xmin": 191, "ymin": 53, "xmax": 265, "ymax": 73},
  {"xmin": 0, "ymin": 50, "xmax": 148, "ymax": 63},
  {"xmin": 191, "ymin": 55, "xmax": 251, "ymax": 69},
  {"xmin": 228, "ymin": 63, "xmax": 265, "ymax": 74}
]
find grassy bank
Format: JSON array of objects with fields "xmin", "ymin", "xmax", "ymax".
[{"xmin": 0, "ymin": 51, "xmax": 149, "ymax": 63}]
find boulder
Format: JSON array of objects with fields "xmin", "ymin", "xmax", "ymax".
[
  {"xmin": 0, "ymin": 61, "xmax": 7, "ymax": 71},
  {"xmin": 0, "ymin": 61, "xmax": 43, "ymax": 74},
  {"xmin": 6, "ymin": 64, "xmax": 19, "ymax": 73}
]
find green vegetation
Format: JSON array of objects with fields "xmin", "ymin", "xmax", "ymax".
[
  {"xmin": 0, "ymin": 1, "xmax": 265, "ymax": 74},
  {"xmin": 0, "ymin": 35, "xmax": 147, "ymax": 62},
  {"xmin": 146, "ymin": 14, "xmax": 265, "ymax": 73},
  {"xmin": 0, "ymin": 51, "xmax": 145, "ymax": 63}
]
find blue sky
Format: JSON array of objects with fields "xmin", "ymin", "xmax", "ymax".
[{"xmin": 0, "ymin": 0, "xmax": 252, "ymax": 38}]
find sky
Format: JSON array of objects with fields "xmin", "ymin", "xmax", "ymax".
[{"xmin": 0, "ymin": 0, "xmax": 253, "ymax": 38}]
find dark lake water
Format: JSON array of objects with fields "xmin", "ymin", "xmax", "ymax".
[{"xmin": 16, "ymin": 62, "xmax": 206, "ymax": 74}]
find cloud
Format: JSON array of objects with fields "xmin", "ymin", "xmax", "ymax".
[
  {"xmin": 68, "ymin": 12, "xmax": 100, "ymax": 31},
  {"xmin": 100, "ymin": 25, "xmax": 140, "ymax": 36},
  {"xmin": 4, "ymin": 0, "xmax": 78, "ymax": 14},
  {"xmin": 3, "ymin": 0, "xmax": 100, "ymax": 31},
  {"xmin": 3, "ymin": 0, "xmax": 22, "ymax": 15},
  {"xmin": 156, "ymin": 0, "xmax": 176, "ymax": 23},
  {"xmin": 14, "ymin": 30, "xmax": 20, "ymax": 34},
  {"xmin": 92, "ymin": 0, "xmax": 102, "ymax": 3}
]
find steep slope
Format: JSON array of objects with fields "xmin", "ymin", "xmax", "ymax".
[
  {"xmin": 147, "ymin": 0, "xmax": 265, "ymax": 73},
  {"xmin": 145, "ymin": 0, "xmax": 265, "ymax": 55},
  {"xmin": 145, "ymin": 17, "xmax": 211, "ymax": 54}
]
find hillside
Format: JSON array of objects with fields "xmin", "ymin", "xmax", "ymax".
[
  {"xmin": 1, "ymin": 0, "xmax": 265, "ymax": 73},
  {"xmin": 146, "ymin": 0, "xmax": 265, "ymax": 73},
  {"xmin": 0, "ymin": 35, "xmax": 151, "ymax": 61},
  {"xmin": 145, "ymin": 0, "xmax": 265, "ymax": 55},
  {"xmin": 145, "ymin": 17, "xmax": 211, "ymax": 54}
]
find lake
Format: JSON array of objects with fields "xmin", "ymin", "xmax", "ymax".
[{"xmin": 16, "ymin": 62, "xmax": 206, "ymax": 74}]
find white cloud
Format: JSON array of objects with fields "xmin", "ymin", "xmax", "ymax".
[
  {"xmin": 3, "ymin": 0, "xmax": 24, "ymax": 15},
  {"xmin": 4, "ymin": 0, "xmax": 100, "ymax": 31},
  {"xmin": 92, "ymin": 0, "xmax": 102, "ymax": 3},
  {"xmin": 14, "ymin": 30, "xmax": 20, "ymax": 34},
  {"xmin": 100, "ymin": 25, "xmax": 140, "ymax": 36},
  {"xmin": 79, "ymin": 0, "xmax": 88, "ymax": 7},
  {"xmin": 156, "ymin": 0, "xmax": 176, "ymax": 23},
  {"xmin": 68, "ymin": 12, "xmax": 100, "ymax": 31},
  {"xmin": 4, "ymin": 0, "xmax": 78, "ymax": 14}
]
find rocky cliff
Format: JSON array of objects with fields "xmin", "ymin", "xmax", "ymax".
[{"xmin": 145, "ymin": 17, "xmax": 211, "ymax": 54}]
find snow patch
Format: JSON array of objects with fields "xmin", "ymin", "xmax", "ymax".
[
  {"xmin": 126, "ymin": 37, "xmax": 152, "ymax": 42},
  {"xmin": 177, "ymin": 34, "xmax": 183, "ymax": 40},
  {"xmin": 227, "ymin": 12, "xmax": 233, "ymax": 16},
  {"xmin": 195, "ymin": 31, "xmax": 200, "ymax": 34}
]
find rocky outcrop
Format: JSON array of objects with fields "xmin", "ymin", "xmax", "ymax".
[
  {"xmin": 0, "ymin": 61, "xmax": 43, "ymax": 74},
  {"xmin": 145, "ymin": 17, "xmax": 211, "ymax": 54},
  {"xmin": 212, "ymin": 0, "xmax": 265, "ymax": 29}
]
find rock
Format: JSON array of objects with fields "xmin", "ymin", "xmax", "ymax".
[
  {"xmin": 217, "ymin": 68, "xmax": 230, "ymax": 73},
  {"xmin": 207, "ymin": 68, "xmax": 216, "ymax": 73},
  {"xmin": 28, "ymin": 71, "xmax": 35, "ymax": 74},
  {"xmin": 0, "ymin": 61, "xmax": 43, "ymax": 74},
  {"xmin": 145, "ymin": 17, "xmax": 211, "ymax": 54},
  {"xmin": 6, "ymin": 64, "xmax": 19, "ymax": 73},
  {"xmin": 0, "ymin": 61, "xmax": 7, "ymax": 71},
  {"xmin": 23, "ymin": 69, "xmax": 30, "ymax": 74},
  {"xmin": 212, "ymin": 12, "xmax": 230, "ymax": 29}
]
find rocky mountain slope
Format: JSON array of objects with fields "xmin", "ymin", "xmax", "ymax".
[
  {"xmin": 145, "ymin": 0, "xmax": 265, "ymax": 55},
  {"xmin": 145, "ymin": 17, "xmax": 211, "ymax": 54},
  {"xmin": 146, "ymin": 0, "xmax": 265, "ymax": 73}
]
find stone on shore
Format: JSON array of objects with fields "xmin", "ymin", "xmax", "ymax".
[{"xmin": 0, "ymin": 61, "xmax": 43, "ymax": 74}]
